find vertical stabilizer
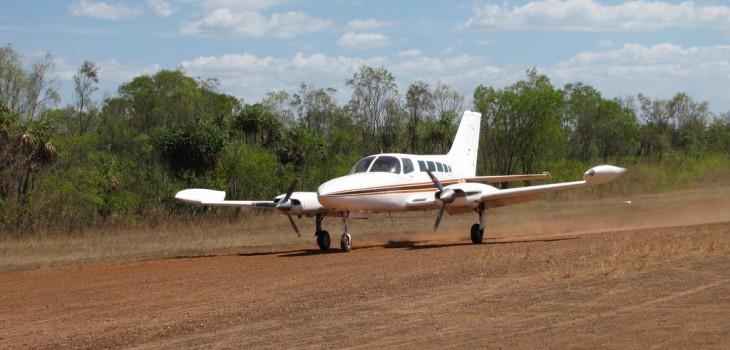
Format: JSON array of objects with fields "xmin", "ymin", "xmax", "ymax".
[{"xmin": 447, "ymin": 110, "xmax": 482, "ymax": 177}]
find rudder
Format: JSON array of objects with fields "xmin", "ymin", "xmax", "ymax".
[{"xmin": 447, "ymin": 110, "xmax": 481, "ymax": 177}]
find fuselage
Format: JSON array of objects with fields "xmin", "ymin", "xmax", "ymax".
[
  {"xmin": 317, "ymin": 110, "xmax": 483, "ymax": 215},
  {"xmin": 317, "ymin": 153, "xmax": 466, "ymax": 214}
]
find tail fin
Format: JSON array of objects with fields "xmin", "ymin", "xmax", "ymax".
[{"xmin": 447, "ymin": 110, "xmax": 482, "ymax": 177}]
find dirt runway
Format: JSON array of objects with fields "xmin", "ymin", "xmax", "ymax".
[{"xmin": 1, "ymin": 191, "xmax": 729, "ymax": 349}]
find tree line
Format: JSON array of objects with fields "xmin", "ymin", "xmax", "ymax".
[{"xmin": 1, "ymin": 44, "xmax": 729, "ymax": 233}]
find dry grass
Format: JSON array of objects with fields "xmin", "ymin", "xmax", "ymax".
[{"xmin": 2, "ymin": 185, "xmax": 729, "ymax": 274}]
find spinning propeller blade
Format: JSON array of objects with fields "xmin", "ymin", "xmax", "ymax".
[
  {"xmin": 426, "ymin": 169, "xmax": 444, "ymax": 192},
  {"xmin": 434, "ymin": 202, "xmax": 446, "ymax": 230},
  {"xmin": 283, "ymin": 178, "xmax": 298, "ymax": 202},
  {"xmin": 426, "ymin": 170, "xmax": 453, "ymax": 231},
  {"xmin": 285, "ymin": 211, "xmax": 300, "ymax": 236},
  {"xmin": 275, "ymin": 177, "xmax": 300, "ymax": 235}
]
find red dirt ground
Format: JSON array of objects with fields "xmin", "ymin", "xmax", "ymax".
[{"xmin": 1, "ymin": 191, "xmax": 729, "ymax": 349}]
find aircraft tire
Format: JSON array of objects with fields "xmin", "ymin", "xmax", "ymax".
[
  {"xmin": 340, "ymin": 233, "xmax": 352, "ymax": 252},
  {"xmin": 470, "ymin": 223, "xmax": 484, "ymax": 244},
  {"xmin": 317, "ymin": 231, "xmax": 331, "ymax": 251}
]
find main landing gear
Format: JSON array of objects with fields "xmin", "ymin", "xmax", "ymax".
[
  {"xmin": 315, "ymin": 213, "xmax": 331, "ymax": 251},
  {"xmin": 313, "ymin": 213, "xmax": 352, "ymax": 252},
  {"xmin": 471, "ymin": 202, "xmax": 486, "ymax": 244}
]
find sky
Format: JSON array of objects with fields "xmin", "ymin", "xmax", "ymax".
[{"xmin": 3, "ymin": 0, "xmax": 730, "ymax": 114}]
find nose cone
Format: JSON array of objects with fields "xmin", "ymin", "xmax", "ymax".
[{"xmin": 317, "ymin": 177, "xmax": 349, "ymax": 211}]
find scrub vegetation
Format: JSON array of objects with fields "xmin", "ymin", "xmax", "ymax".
[{"xmin": 1, "ymin": 44, "xmax": 729, "ymax": 235}]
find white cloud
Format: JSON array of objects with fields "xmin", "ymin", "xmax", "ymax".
[
  {"xmin": 347, "ymin": 19, "xmax": 397, "ymax": 31},
  {"xmin": 337, "ymin": 32, "xmax": 392, "ymax": 49},
  {"xmin": 69, "ymin": 0, "xmax": 143, "ymax": 20},
  {"xmin": 181, "ymin": 9, "xmax": 333, "ymax": 38},
  {"xmin": 178, "ymin": 52, "xmax": 504, "ymax": 104},
  {"xmin": 147, "ymin": 0, "xmax": 177, "ymax": 18},
  {"xmin": 269, "ymin": 12, "xmax": 334, "ymax": 38},
  {"xmin": 176, "ymin": 44, "xmax": 730, "ymax": 112},
  {"xmin": 474, "ymin": 39, "xmax": 491, "ymax": 46},
  {"xmin": 461, "ymin": 0, "xmax": 730, "ymax": 32},
  {"xmin": 556, "ymin": 43, "xmax": 730, "ymax": 73},
  {"xmin": 196, "ymin": 0, "xmax": 289, "ymax": 11},
  {"xmin": 397, "ymin": 49, "xmax": 423, "ymax": 58},
  {"xmin": 553, "ymin": 43, "xmax": 730, "ymax": 107}
]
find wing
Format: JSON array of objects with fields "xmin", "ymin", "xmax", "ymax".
[
  {"xmin": 409, "ymin": 165, "xmax": 626, "ymax": 212},
  {"xmin": 481, "ymin": 180, "xmax": 583, "ymax": 208},
  {"xmin": 481, "ymin": 165, "xmax": 625, "ymax": 208},
  {"xmin": 464, "ymin": 172, "xmax": 551, "ymax": 184},
  {"xmin": 175, "ymin": 188, "xmax": 329, "ymax": 216},
  {"xmin": 175, "ymin": 189, "xmax": 277, "ymax": 207}
]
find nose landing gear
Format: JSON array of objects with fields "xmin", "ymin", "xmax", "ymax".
[{"xmin": 340, "ymin": 217, "xmax": 352, "ymax": 252}]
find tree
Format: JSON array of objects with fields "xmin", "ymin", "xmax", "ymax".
[
  {"xmin": 564, "ymin": 82, "xmax": 602, "ymax": 163},
  {"xmin": 346, "ymin": 66, "xmax": 399, "ymax": 154},
  {"xmin": 261, "ymin": 90, "xmax": 295, "ymax": 128},
  {"xmin": 293, "ymin": 83, "xmax": 339, "ymax": 137},
  {"xmin": 431, "ymin": 83, "xmax": 464, "ymax": 154},
  {"xmin": 405, "ymin": 81, "xmax": 433, "ymax": 153},
  {"xmin": 0, "ymin": 103, "xmax": 58, "ymax": 228},
  {"xmin": 667, "ymin": 92, "xmax": 709, "ymax": 154},
  {"xmin": 474, "ymin": 69, "xmax": 566, "ymax": 184},
  {"xmin": 594, "ymin": 99, "xmax": 638, "ymax": 162},
  {"xmin": 198, "ymin": 77, "xmax": 243, "ymax": 123},
  {"xmin": 155, "ymin": 118, "xmax": 226, "ymax": 180},
  {"xmin": 73, "ymin": 60, "xmax": 100, "ymax": 135},
  {"xmin": 117, "ymin": 69, "xmax": 239, "ymax": 134},
  {"xmin": 232, "ymin": 103, "xmax": 284, "ymax": 148},
  {"xmin": 0, "ymin": 44, "xmax": 59, "ymax": 120}
]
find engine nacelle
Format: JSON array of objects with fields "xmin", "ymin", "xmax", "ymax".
[
  {"xmin": 274, "ymin": 191, "xmax": 325, "ymax": 216},
  {"xmin": 439, "ymin": 182, "xmax": 496, "ymax": 208}
]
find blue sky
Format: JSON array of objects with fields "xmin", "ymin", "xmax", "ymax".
[{"xmin": 3, "ymin": 0, "xmax": 730, "ymax": 114}]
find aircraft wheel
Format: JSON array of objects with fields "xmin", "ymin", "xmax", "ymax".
[
  {"xmin": 340, "ymin": 233, "xmax": 352, "ymax": 252},
  {"xmin": 470, "ymin": 223, "xmax": 484, "ymax": 244},
  {"xmin": 316, "ymin": 231, "xmax": 331, "ymax": 251}
]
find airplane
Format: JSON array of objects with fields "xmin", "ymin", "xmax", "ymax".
[{"xmin": 175, "ymin": 110, "xmax": 627, "ymax": 252}]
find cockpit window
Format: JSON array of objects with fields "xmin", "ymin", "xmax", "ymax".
[
  {"xmin": 370, "ymin": 156, "xmax": 401, "ymax": 174},
  {"xmin": 350, "ymin": 156, "xmax": 375, "ymax": 174},
  {"xmin": 402, "ymin": 158, "xmax": 415, "ymax": 174}
]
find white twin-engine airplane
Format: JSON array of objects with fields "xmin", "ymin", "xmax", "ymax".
[{"xmin": 176, "ymin": 110, "xmax": 626, "ymax": 252}]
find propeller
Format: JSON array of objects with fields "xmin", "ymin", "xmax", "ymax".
[
  {"xmin": 425, "ymin": 170, "xmax": 455, "ymax": 230},
  {"xmin": 275, "ymin": 178, "xmax": 300, "ymax": 236}
]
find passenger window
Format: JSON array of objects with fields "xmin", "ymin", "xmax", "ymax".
[
  {"xmin": 436, "ymin": 162, "xmax": 444, "ymax": 172},
  {"xmin": 370, "ymin": 156, "xmax": 401, "ymax": 174},
  {"xmin": 446, "ymin": 165, "xmax": 451, "ymax": 173},
  {"xmin": 418, "ymin": 160, "xmax": 427, "ymax": 172},
  {"xmin": 402, "ymin": 158, "xmax": 415, "ymax": 174},
  {"xmin": 350, "ymin": 156, "xmax": 375, "ymax": 174},
  {"xmin": 427, "ymin": 161, "xmax": 436, "ymax": 172}
]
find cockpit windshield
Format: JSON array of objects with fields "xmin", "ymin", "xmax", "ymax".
[
  {"xmin": 349, "ymin": 156, "xmax": 375, "ymax": 174},
  {"xmin": 349, "ymin": 155, "xmax": 402, "ymax": 174},
  {"xmin": 370, "ymin": 156, "xmax": 401, "ymax": 173}
]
